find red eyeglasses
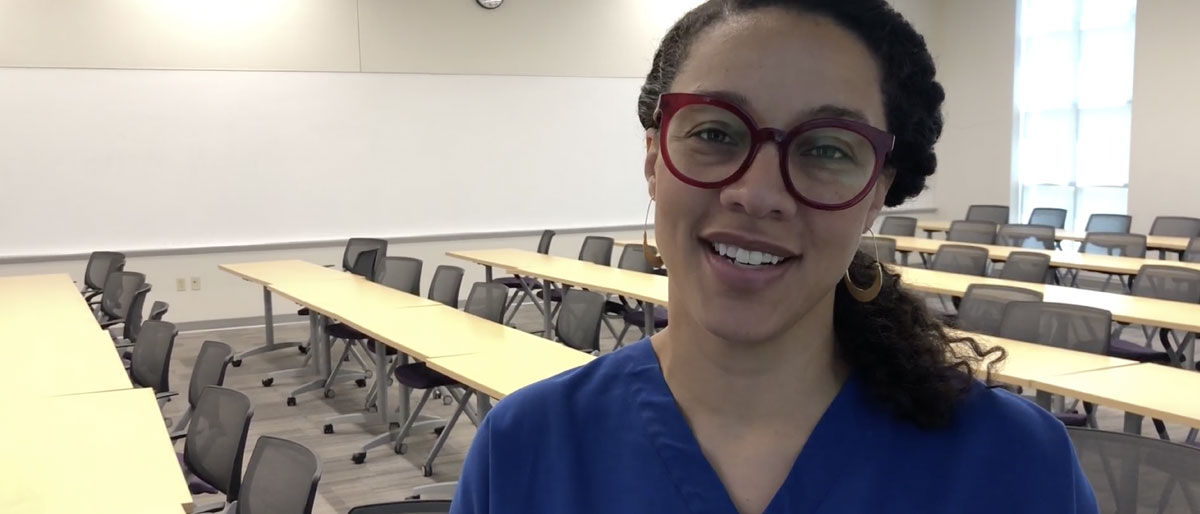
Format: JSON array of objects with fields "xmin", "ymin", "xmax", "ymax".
[{"xmin": 653, "ymin": 93, "xmax": 895, "ymax": 211}]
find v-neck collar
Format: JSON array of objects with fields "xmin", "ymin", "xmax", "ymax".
[{"xmin": 621, "ymin": 340, "xmax": 889, "ymax": 514}]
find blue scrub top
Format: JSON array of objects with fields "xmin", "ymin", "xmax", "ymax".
[{"xmin": 451, "ymin": 339, "xmax": 1098, "ymax": 513}]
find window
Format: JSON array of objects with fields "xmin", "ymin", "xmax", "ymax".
[{"xmin": 1013, "ymin": 0, "xmax": 1136, "ymax": 231}]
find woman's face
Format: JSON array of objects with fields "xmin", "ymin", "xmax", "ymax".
[{"xmin": 645, "ymin": 9, "xmax": 892, "ymax": 344}]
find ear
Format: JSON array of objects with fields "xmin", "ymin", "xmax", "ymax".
[
  {"xmin": 644, "ymin": 128, "xmax": 659, "ymax": 200},
  {"xmin": 862, "ymin": 171, "xmax": 895, "ymax": 232}
]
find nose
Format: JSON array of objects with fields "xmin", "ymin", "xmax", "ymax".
[{"xmin": 719, "ymin": 142, "xmax": 797, "ymax": 220}]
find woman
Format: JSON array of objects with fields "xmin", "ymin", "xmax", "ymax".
[{"xmin": 452, "ymin": 1, "xmax": 1096, "ymax": 512}]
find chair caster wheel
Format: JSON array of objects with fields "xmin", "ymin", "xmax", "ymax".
[
  {"xmin": 324, "ymin": 389, "xmax": 336, "ymax": 399},
  {"xmin": 405, "ymin": 495, "xmax": 421, "ymax": 500},
  {"xmin": 286, "ymin": 397, "xmax": 296, "ymax": 407},
  {"xmin": 323, "ymin": 424, "xmax": 334, "ymax": 435},
  {"xmin": 261, "ymin": 378, "xmax": 274, "ymax": 387},
  {"xmin": 433, "ymin": 426, "xmax": 445, "ymax": 437},
  {"xmin": 390, "ymin": 422, "xmax": 401, "ymax": 430},
  {"xmin": 355, "ymin": 378, "xmax": 367, "ymax": 388},
  {"xmin": 298, "ymin": 345, "xmax": 308, "ymax": 354},
  {"xmin": 352, "ymin": 452, "xmax": 366, "ymax": 465},
  {"xmin": 423, "ymin": 464, "xmax": 433, "ymax": 477},
  {"xmin": 395, "ymin": 443, "xmax": 407, "ymax": 455},
  {"xmin": 442, "ymin": 396, "xmax": 453, "ymax": 406},
  {"xmin": 231, "ymin": 359, "xmax": 243, "ymax": 367}
]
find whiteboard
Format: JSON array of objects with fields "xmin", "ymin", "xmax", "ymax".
[{"xmin": 0, "ymin": 68, "xmax": 650, "ymax": 257}]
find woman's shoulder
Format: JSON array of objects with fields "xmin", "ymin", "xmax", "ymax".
[{"xmin": 953, "ymin": 381, "xmax": 1073, "ymax": 446}]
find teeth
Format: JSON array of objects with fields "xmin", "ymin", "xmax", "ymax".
[{"xmin": 711, "ymin": 242, "xmax": 785, "ymax": 266}]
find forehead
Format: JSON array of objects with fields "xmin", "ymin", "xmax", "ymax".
[{"xmin": 670, "ymin": 8, "xmax": 886, "ymax": 129}]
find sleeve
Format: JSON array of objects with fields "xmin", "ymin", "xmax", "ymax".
[{"xmin": 449, "ymin": 414, "xmax": 493, "ymax": 514}]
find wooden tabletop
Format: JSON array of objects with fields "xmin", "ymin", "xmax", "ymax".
[
  {"xmin": 449, "ymin": 249, "xmax": 669, "ymax": 305},
  {"xmin": 965, "ymin": 333, "xmax": 1138, "ymax": 388},
  {"xmin": 267, "ymin": 278, "xmax": 440, "ymax": 323},
  {"xmin": 0, "ymin": 328, "xmax": 132, "ymax": 398},
  {"xmin": 445, "ymin": 249, "xmax": 561, "ymax": 273},
  {"xmin": 219, "ymin": 259, "xmax": 359, "ymax": 286},
  {"xmin": 888, "ymin": 235, "xmax": 1200, "ymax": 275},
  {"xmin": 335, "ymin": 304, "xmax": 549, "ymax": 361},
  {"xmin": 425, "ymin": 339, "xmax": 594, "ymax": 400},
  {"xmin": 1031, "ymin": 363, "xmax": 1200, "ymax": 429},
  {"xmin": 0, "ymin": 388, "xmax": 194, "ymax": 513},
  {"xmin": 915, "ymin": 220, "xmax": 1191, "ymax": 251}
]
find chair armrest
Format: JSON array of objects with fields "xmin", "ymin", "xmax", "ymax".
[
  {"xmin": 156, "ymin": 391, "xmax": 179, "ymax": 401},
  {"xmin": 170, "ymin": 431, "xmax": 188, "ymax": 442},
  {"xmin": 83, "ymin": 290, "xmax": 102, "ymax": 301},
  {"xmin": 99, "ymin": 319, "xmax": 125, "ymax": 329}
]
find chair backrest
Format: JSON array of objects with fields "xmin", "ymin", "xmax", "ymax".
[
  {"xmin": 859, "ymin": 236, "xmax": 896, "ymax": 265},
  {"xmin": 83, "ymin": 251, "xmax": 126, "ymax": 291},
  {"xmin": 1131, "ymin": 265, "xmax": 1200, "ymax": 303},
  {"xmin": 1085, "ymin": 213, "xmax": 1132, "ymax": 233},
  {"xmin": 878, "ymin": 216, "xmax": 917, "ymax": 237},
  {"xmin": 1066, "ymin": 426, "xmax": 1200, "ymax": 514},
  {"xmin": 998, "ymin": 251, "xmax": 1052, "ymax": 284},
  {"xmin": 556, "ymin": 289, "xmax": 606, "ymax": 353},
  {"xmin": 947, "ymin": 220, "xmax": 998, "ymax": 245},
  {"xmin": 995, "ymin": 224, "xmax": 1056, "ymax": 250},
  {"xmin": 130, "ymin": 319, "xmax": 177, "ymax": 392},
  {"xmin": 343, "ymin": 238, "xmax": 388, "ymax": 273},
  {"xmin": 536, "ymin": 229, "xmax": 556, "ymax": 254},
  {"xmin": 1028, "ymin": 208, "xmax": 1067, "ymax": 229},
  {"xmin": 463, "ymin": 282, "xmax": 510, "ymax": 323},
  {"xmin": 428, "ymin": 265, "xmax": 465, "ymax": 307},
  {"xmin": 998, "ymin": 301, "xmax": 1112, "ymax": 354},
  {"xmin": 578, "ymin": 236, "xmax": 615, "ymax": 266},
  {"xmin": 1080, "ymin": 233, "xmax": 1147, "ymax": 258},
  {"xmin": 379, "ymin": 257, "xmax": 423, "ymax": 295},
  {"xmin": 1185, "ymin": 237, "xmax": 1200, "ymax": 263},
  {"xmin": 188, "ymin": 341, "xmax": 234, "ymax": 410},
  {"xmin": 236, "ymin": 436, "xmax": 322, "ymax": 514},
  {"xmin": 930, "ymin": 244, "xmax": 990, "ymax": 276},
  {"xmin": 349, "ymin": 249, "xmax": 381, "ymax": 281},
  {"xmin": 1149, "ymin": 216, "xmax": 1200, "ymax": 238},
  {"xmin": 348, "ymin": 500, "xmax": 453, "ymax": 514},
  {"xmin": 956, "ymin": 284, "xmax": 1043, "ymax": 336},
  {"xmin": 616, "ymin": 244, "xmax": 655, "ymax": 273},
  {"xmin": 148, "ymin": 300, "xmax": 169, "ymax": 321},
  {"xmin": 123, "ymin": 284, "xmax": 153, "ymax": 341},
  {"xmin": 965, "ymin": 205, "xmax": 1009, "ymax": 225},
  {"xmin": 185, "ymin": 385, "xmax": 254, "ymax": 503},
  {"xmin": 99, "ymin": 271, "xmax": 146, "ymax": 320}
]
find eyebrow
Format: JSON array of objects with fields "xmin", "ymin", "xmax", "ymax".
[{"xmin": 692, "ymin": 89, "xmax": 874, "ymax": 125}]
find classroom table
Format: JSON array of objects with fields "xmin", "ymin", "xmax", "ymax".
[
  {"xmin": 915, "ymin": 219, "xmax": 1192, "ymax": 254},
  {"xmin": 966, "ymin": 333, "xmax": 1138, "ymax": 390},
  {"xmin": 0, "ymin": 327, "xmax": 132, "ymax": 398},
  {"xmin": 887, "ymin": 235, "xmax": 1200, "ymax": 276},
  {"xmin": 0, "ymin": 388, "xmax": 194, "ymax": 513}
]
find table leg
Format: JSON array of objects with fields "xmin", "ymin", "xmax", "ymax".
[
  {"xmin": 644, "ymin": 302, "xmax": 654, "ymax": 337},
  {"xmin": 484, "ymin": 265, "xmax": 493, "ymax": 282},
  {"xmin": 542, "ymin": 278, "xmax": 554, "ymax": 340},
  {"xmin": 233, "ymin": 286, "xmax": 302, "ymax": 366},
  {"xmin": 410, "ymin": 393, "xmax": 493, "ymax": 500},
  {"xmin": 1034, "ymin": 391, "xmax": 1053, "ymax": 410},
  {"xmin": 264, "ymin": 312, "xmax": 322, "ymax": 384},
  {"xmin": 287, "ymin": 314, "xmax": 331, "ymax": 406}
]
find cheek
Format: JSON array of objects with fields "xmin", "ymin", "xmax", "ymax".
[{"xmin": 802, "ymin": 208, "xmax": 869, "ymax": 267}]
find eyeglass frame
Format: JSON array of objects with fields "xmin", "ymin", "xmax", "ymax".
[{"xmin": 652, "ymin": 92, "xmax": 896, "ymax": 211}]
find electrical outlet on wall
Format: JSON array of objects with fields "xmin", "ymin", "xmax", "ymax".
[
  {"xmin": 176, "ymin": 278, "xmax": 187, "ymax": 292},
  {"xmin": 190, "ymin": 277, "xmax": 201, "ymax": 291}
]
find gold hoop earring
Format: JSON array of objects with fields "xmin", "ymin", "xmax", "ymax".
[
  {"xmin": 643, "ymin": 199, "xmax": 664, "ymax": 268},
  {"xmin": 844, "ymin": 229, "xmax": 883, "ymax": 302}
]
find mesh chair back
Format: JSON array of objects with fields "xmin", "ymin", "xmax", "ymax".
[
  {"xmin": 83, "ymin": 251, "xmax": 126, "ymax": 291},
  {"xmin": 859, "ymin": 237, "xmax": 896, "ymax": 265},
  {"xmin": 379, "ymin": 257, "xmax": 423, "ymax": 295},
  {"xmin": 965, "ymin": 205, "xmax": 1010, "ymax": 225},
  {"xmin": 123, "ymin": 284, "xmax": 152, "ymax": 341},
  {"xmin": 343, "ymin": 238, "xmax": 387, "ymax": 273},
  {"xmin": 1028, "ymin": 208, "xmax": 1067, "ymax": 229},
  {"xmin": 998, "ymin": 301, "xmax": 1112, "ymax": 354},
  {"xmin": 238, "ymin": 436, "xmax": 322, "ymax": 514},
  {"xmin": 957, "ymin": 284, "xmax": 1043, "ymax": 336},
  {"xmin": 184, "ymin": 386, "xmax": 254, "ymax": 502},
  {"xmin": 536, "ymin": 230, "xmax": 556, "ymax": 254},
  {"xmin": 930, "ymin": 245, "xmax": 990, "ymax": 276},
  {"xmin": 556, "ymin": 289, "xmax": 606, "ymax": 353},
  {"xmin": 130, "ymin": 319, "xmax": 177, "ymax": 392},
  {"xmin": 617, "ymin": 244, "xmax": 655, "ymax": 273},
  {"xmin": 998, "ymin": 251, "xmax": 1052, "ymax": 283},
  {"xmin": 947, "ymin": 220, "xmax": 998, "ymax": 245},
  {"xmin": 99, "ymin": 271, "xmax": 146, "ymax": 321},
  {"xmin": 1131, "ymin": 265, "xmax": 1200, "ymax": 303},
  {"xmin": 348, "ymin": 500, "xmax": 453, "ymax": 514},
  {"xmin": 428, "ymin": 265, "xmax": 465, "ymax": 307},
  {"xmin": 996, "ymin": 224, "xmax": 1056, "ymax": 250},
  {"xmin": 1150, "ymin": 216, "xmax": 1200, "ymax": 238},
  {"xmin": 878, "ymin": 216, "xmax": 917, "ymax": 237},
  {"xmin": 148, "ymin": 300, "xmax": 169, "ymax": 321},
  {"xmin": 188, "ymin": 341, "xmax": 234, "ymax": 410},
  {"xmin": 1081, "ymin": 233, "xmax": 1147, "ymax": 258},
  {"xmin": 1085, "ymin": 214, "xmax": 1132, "ymax": 233},
  {"xmin": 463, "ymin": 282, "xmax": 510, "ymax": 323},
  {"xmin": 578, "ymin": 236, "xmax": 615, "ymax": 266},
  {"xmin": 1066, "ymin": 427, "xmax": 1200, "ymax": 513},
  {"xmin": 349, "ymin": 249, "xmax": 381, "ymax": 281},
  {"xmin": 1185, "ymin": 237, "xmax": 1200, "ymax": 263}
]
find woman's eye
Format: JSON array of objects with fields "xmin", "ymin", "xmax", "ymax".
[
  {"xmin": 805, "ymin": 145, "xmax": 849, "ymax": 159},
  {"xmin": 693, "ymin": 128, "xmax": 736, "ymax": 144}
]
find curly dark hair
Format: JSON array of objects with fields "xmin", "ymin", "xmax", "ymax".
[{"xmin": 639, "ymin": 0, "xmax": 1004, "ymax": 429}]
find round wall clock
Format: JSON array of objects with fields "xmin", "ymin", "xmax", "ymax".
[{"xmin": 477, "ymin": 0, "xmax": 503, "ymax": 9}]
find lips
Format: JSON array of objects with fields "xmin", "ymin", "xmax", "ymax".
[{"xmin": 698, "ymin": 231, "xmax": 799, "ymax": 291}]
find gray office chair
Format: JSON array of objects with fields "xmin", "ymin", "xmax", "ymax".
[
  {"xmin": 148, "ymin": 300, "xmax": 169, "ymax": 321},
  {"xmin": 126, "ymin": 299, "xmax": 169, "ymax": 344},
  {"xmin": 955, "ymin": 284, "xmax": 1043, "ymax": 337},
  {"xmin": 227, "ymin": 436, "xmax": 322, "ymax": 514},
  {"xmin": 996, "ymin": 224, "xmax": 1056, "ymax": 250},
  {"xmin": 315, "ymin": 249, "xmax": 385, "ymax": 400},
  {"xmin": 349, "ymin": 501, "xmax": 452, "ymax": 514},
  {"xmin": 81, "ymin": 250, "xmax": 126, "ymax": 305},
  {"xmin": 1111, "ymin": 265, "xmax": 1200, "ymax": 367},
  {"xmin": 293, "ymin": 238, "xmax": 388, "ymax": 354},
  {"xmin": 966, "ymin": 205, "xmax": 1010, "ymax": 225},
  {"xmin": 1085, "ymin": 213, "xmax": 1133, "ymax": 234},
  {"xmin": 1028, "ymin": 208, "xmax": 1068, "ymax": 229},
  {"xmin": 998, "ymin": 251, "xmax": 1052, "ymax": 284},
  {"xmin": 1151, "ymin": 216, "xmax": 1200, "ymax": 259},
  {"xmin": 537, "ymin": 236, "xmax": 615, "ymax": 310},
  {"xmin": 96, "ymin": 271, "xmax": 146, "ymax": 333},
  {"xmin": 879, "ymin": 216, "xmax": 918, "ymax": 236},
  {"xmin": 1186, "ymin": 238, "xmax": 1200, "ymax": 263},
  {"xmin": 604, "ymin": 244, "xmax": 658, "ymax": 342},
  {"xmin": 859, "ymin": 236, "xmax": 897, "ymax": 265},
  {"xmin": 947, "ymin": 220, "xmax": 998, "ymax": 245},
  {"xmin": 1072, "ymin": 233, "xmax": 1148, "ymax": 291},
  {"xmin": 175, "ymin": 386, "xmax": 254, "ymax": 514},
  {"xmin": 557, "ymin": 288, "xmax": 607, "ymax": 354},
  {"xmin": 170, "ymin": 341, "xmax": 234, "ymax": 438},
  {"xmin": 930, "ymin": 244, "xmax": 990, "ymax": 276},
  {"xmin": 1067, "ymin": 427, "xmax": 1200, "ymax": 513},
  {"xmin": 464, "ymin": 281, "xmax": 512, "ymax": 323},
  {"xmin": 119, "ymin": 319, "xmax": 177, "ymax": 408},
  {"xmin": 496, "ymin": 229, "xmax": 555, "ymax": 324}
]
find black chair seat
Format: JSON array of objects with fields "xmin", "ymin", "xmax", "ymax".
[
  {"xmin": 493, "ymin": 276, "xmax": 542, "ymax": 290},
  {"xmin": 604, "ymin": 300, "xmax": 628, "ymax": 315},
  {"xmin": 1108, "ymin": 338, "xmax": 1172, "ymax": 364},
  {"xmin": 297, "ymin": 307, "xmax": 310, "ymax": 316},
  {"xmin": 365, "ymin": 339, "xmax": 399, "ymax": 356},
  {"xmin": 1055, "ymin": 412, "xmax": 1088, "ymax": 427},
  {"xmin": 394, "ymin": 363, "xmax": 459, "ymax": 389},
  {"xmin": 327, "ymin": 323, "xmax": 366, "ymax": 340},
  {"xmin": 535, "ymin": 288, "xmax": 563, "ymax": 303},
  {"xmin": 623, "ymin": 305, "xmax": 668, "ymax": 329}
]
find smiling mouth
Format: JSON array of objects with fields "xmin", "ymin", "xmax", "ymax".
[{"xmin": 702, "ymin": 239, "xmax": 795, "ymax": 268}]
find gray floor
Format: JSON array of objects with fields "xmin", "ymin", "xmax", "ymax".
[{"xmin": 164, "ymin": 293, "xmax": 1194, "ymax": 514}]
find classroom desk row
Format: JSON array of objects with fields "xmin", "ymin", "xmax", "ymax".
[
  {"xmin": 0, "ymin": 273, "xmax": 193, "ymax": 514},
  {"xmin": 916, "ymin": 219, "xmax": 1192, "ymax": 253}
]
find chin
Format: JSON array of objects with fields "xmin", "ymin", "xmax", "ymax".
[{"xmin": 698, "ymin": 306, "xmax": 792, "ymax": 345}]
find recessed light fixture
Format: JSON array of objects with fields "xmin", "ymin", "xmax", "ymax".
[{"xmin": 477, "ymin": 0, "xmax": 503, "ymax": 9}]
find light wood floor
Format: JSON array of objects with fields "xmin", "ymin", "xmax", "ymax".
[{"xmin": 165, "ymin": 297, "xmax": 1193, "ymax": 514}]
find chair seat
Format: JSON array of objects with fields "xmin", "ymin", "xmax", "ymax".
[
  {"xmin": 604, "ymin": 300, "xmax": 629, "ymax": 315},
  {"xmin": 177, "ymin": 453, "xmax": 219, "ymax": 495},
  {"xmin": 623, "ymin": 305, "xmax": 669, "ymax": 329},
  {"xmin": 297, "ymin": 307, "xmax": 310, "ymax": 316},
  {"xmin": 493, "ymin": 276, "xmax": 542, "ymax": 290},
  {"xmin": 1108, "ymin": 338, "xmax": 1172, "ymax": 364},
  {"xmin": 535, "ymin": 288, "xmax": 563, "ymax": 303},
  {"xmin": 327, "ymin": 323, "xmax": 366, "ymax": 341},
  {"xmin": 365, "ymin": 339, "xmax": 399, "ymax": 356},
  {"xmin": 394, "ymin": 363, "xmax": 459, "ymax": 389},
  {"xmin": 1055, "ymin": 412, "xmax": 1088, "ymax": 427}
]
